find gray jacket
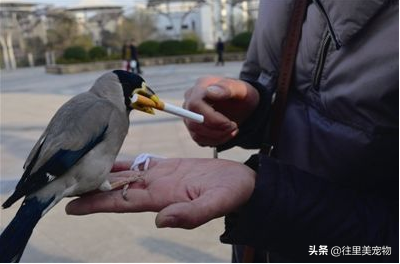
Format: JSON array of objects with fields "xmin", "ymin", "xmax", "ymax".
[
  {"xmin": 220, "ymin": 0, "xmax": 398, "ymax": 262},
  {"xmin": 240, "ymin": 0, "xmax": 398, "ymax": 184}
]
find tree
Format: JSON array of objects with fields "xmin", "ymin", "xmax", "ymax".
[
  {"xmin": 25, "ymin": 36, "xmax": 46, "ymax": 65},
  {"xmin": 71, "ymin": 34, "xmax": 93, "ymax": 50},
  {"xmin": 46, "ymin": 11, "xmax": 79, "ymax": 53},
  {"xmin": 131, "ymin": 9, "xmax": 157, "ymax": 43},
  {"xmin": 116, "ymin": 9, "xmax": 156, "ymax": 44},
  {"xmin": 101, "ymin": 30, "xmax": 121, "ymax": 53}
]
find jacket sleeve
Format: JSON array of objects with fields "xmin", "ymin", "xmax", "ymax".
[
  {"xmin": 216, "ymin": 79, "xmax": 272, "ymax": 152},
  {"xmin": 220, "ymin": 154, "xmax": 399, "ymax": 262},
  {"xmin": 216, "ymin": 29, "xmax": 276, "ymax": 151},
  {"xmin": 217, "ymin": 3, "xmax": 278, "ymax": 152}
]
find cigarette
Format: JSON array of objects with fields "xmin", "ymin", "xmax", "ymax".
[{"xmin": 132, "ymin": 94, "xmax": 204, "ymax": 123}]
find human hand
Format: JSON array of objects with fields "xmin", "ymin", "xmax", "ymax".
[
  {"xmin": 183, "ymin": 76, "xmax": 259, "ymax": 146},
  {"xmin": 65, "ymin": 158, "xmax": 256, "ymax": 229}
]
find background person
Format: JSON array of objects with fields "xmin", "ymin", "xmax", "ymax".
[
  {"xmin": 215, "ymin": 38, "xmax": 224, "ymax": 66},
  {"xmin": 121, "ymin": 40, "xmax": 131, "ymax": 72},
  {"xmin": 129, "ymin": 39, "xmax": 142, "ymax": 74}
]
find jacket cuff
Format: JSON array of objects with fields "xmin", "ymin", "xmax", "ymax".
[{"xmin": 219, "ymin": 154, "xmax": 278, "ymax": 248}]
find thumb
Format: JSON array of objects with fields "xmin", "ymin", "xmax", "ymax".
[
  {"xmin": 206, "ymin": 85, "xmax": 232, "ymax": 100},
  {"xmin": 206, "ymin": 79, "xmax": 249, "ymax": 101},
  {"xmin": 155, "ymin": 202, "xmax": 204, "ymax": 229},
  {"xmin": 155, "ymin": 192, "xmax": 223, "ymax": 229}
]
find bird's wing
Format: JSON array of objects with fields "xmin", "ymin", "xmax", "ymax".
[
  {"xmin": 23, "ymin": 132, "xmax": 46, "ymax": 171},
  {"xmin": 3, "ymin": 93, "xmax": 117, "ymax": 208}
]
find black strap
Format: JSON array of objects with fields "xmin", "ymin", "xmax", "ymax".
[
  {"xmin": 243, "ymin": 0, "xmax": 309, "ymax": 262},
  {"xmin": 260, "ymin": 0, "xmax": 309, "ymax": 156}
]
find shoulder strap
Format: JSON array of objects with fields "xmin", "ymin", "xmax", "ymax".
[
  {"xmin": 261, "ymin": 0, "xmax": 309, "ymax": 156},
  {"xmin": 243, "ymin": 0, "xmax": 309, "ymax": 262}
]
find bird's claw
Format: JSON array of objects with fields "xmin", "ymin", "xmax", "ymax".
[
  {"xmin": 111, "ymin": 153, "xmax": 164, "ymax": 200},
  {"xmin": 110, "ymin": 172, "xmax": 144, "ymax": 196},
  {"xmin": 121, "ymin": 175, "xmax": 144, "ymax": 200}
]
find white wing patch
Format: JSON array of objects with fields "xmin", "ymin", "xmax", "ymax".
[
  {"xmin": 39, "ymin": 135, "xmax": 46, "ymax": 145},
  {"xmin": 46, "ymin": 172, "xmax": 56, "ymax": 181}
]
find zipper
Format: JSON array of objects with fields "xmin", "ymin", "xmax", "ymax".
[
  {"xmin": 313, "ymin": 0, "xmax": 341, "ymax": 49},
  {"xmin": 313, "ymin": 30, "xmax": 331, "ymax": 89}
]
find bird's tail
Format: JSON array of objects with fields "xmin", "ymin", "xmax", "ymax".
[{"xmin": 0, "ymin": 196, "xmax": 54, "ymax": 263}]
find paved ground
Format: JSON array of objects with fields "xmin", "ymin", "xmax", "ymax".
[{"xmin": 0, "ymin": 62, "xmax": 255, "ymax": 262}]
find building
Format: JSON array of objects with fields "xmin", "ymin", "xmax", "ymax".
[
  {"xmin": 0, "ymin": 0, "xmax": 259, "ymax": 69},
  {"xmin": 147, "ymin": 0, "xmax": 258, "ymax": 49}
]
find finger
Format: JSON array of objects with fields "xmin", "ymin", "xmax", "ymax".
[
  {"xmin": 185, "ymin": 100, "xmax": 236, "ymax": 129},
  {"xmin": 184, "ymin": 117, "xmax": 236, "ymax": 136},
  {"xmin": 189, "ymin": 125, "xmax": 238, "ymax": 144},
  {"xmin": 191, "ymin": 129, "xmax": 238, "ymax": 147},
  {"xmin": 109, "ymin": 170, "xmax": 139, "ymax": 179},
  {"xmin": 186, "ymin": 121, "xmax": 236, "ymax": 138},
  {"xmin": 155, "ymin": 190, "xmax": 228, "ymax": 229},
  {"xmin": 205, "ymin": 79, "xmax": 248, "ymax": 101},
  {"xmin": 111, "ymin": 161, "xmax": 132, "ymax": 172},
  {"xmin": 65, "ymin": 188, "xmax": 156, "ymax": 215},
  {"xmin": 205, "ymin": 85, "xmax": 231, "ymax": 100}
]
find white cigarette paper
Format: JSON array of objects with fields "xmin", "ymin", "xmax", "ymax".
[
  {"xmin": 132, "ymin": 94, "xmax": 204, "ymax": 123},
  {"xmin": 163, "ymin": 103, "xmax": 204, "ymax": 123}
]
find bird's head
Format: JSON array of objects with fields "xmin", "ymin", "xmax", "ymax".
[{"xmin": 112, "ymin": 70, "xmax": 160, "ymax": 114}]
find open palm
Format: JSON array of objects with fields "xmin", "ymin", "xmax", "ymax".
[{"xmin": 66, "ymin": 158, "xmax": 256, "ymax": 229}]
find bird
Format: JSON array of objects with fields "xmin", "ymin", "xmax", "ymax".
[{"xmin": 0, "ymin": 70, "xmax": 160, "ymax": 262}]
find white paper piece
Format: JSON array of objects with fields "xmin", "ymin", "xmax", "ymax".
[{"xmin": 130, "ymin": 153, "xmax": 165, "ymax": 171}]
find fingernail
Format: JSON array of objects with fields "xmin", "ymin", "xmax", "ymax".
[
  {"xmin": 230, "ymin": 121, "xmax": 238, "ymax": 129},
  {"xmin": 65, "ymin": 203, "xmax": 74, "ymax": 215},
  {"xmin": 156, "ymin": 216, "xmax": 177, "ymax": 228},
  {"xmin": 231, "ymin": 129, "xmax": 239, "ymax": 137},
  {"xmin": 207, "ymin": 85, "xmax": 225, "ymax": 96}
]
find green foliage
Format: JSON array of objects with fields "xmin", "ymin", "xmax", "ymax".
[
  {"xmin": 71, "ymin": 35, "xmax": 93, "ymax": 51},
  {"xmin": 101, "ymin": 30, "xmax": 121, "ymax": 51},
  {"xmin": 157, "ymin": 39, "xmax": 199, "ymax": 56},
  {"xmin": 57, "ymin": 36, "xmax": 207, "ymax": 64},
  {"xmin": 138, "ymin": 40, "xmax": 160, "ymax": 57},
  {"xmin": 159, "ymin": 40, "xmax": 182, "ymax": 56},
  {"xmin": 89, "ymin": 46, "xmax": 107, "ymax": 60},
  {"xmin": 180, "ymin": 39, "xmax": 198, "ymax": 54},
  {"xmin": 181, "ymin": 32, "xmax": 200, "ymax": 42},
  {"xmin": 63, "ymin": 46, "xmax": 88, "ymax": 61},
  {"xmin": 231, "ymin": 31, "xmax": 252, "ymax": 50},
  {"xmin": 108, "ymin": 52, "xmax": 122, "ymax": 60},
  {"xmin": 225, "ymin": 43, "xmax": 244, "ymax": 53}
]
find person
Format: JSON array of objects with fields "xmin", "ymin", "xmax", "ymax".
[
  {"xmin": 216, "ymin": 37, "xmax": 224, "ymax": 66},
  {"xmin": 121, "ymin": 40, "xmax": 131, "ymax": 72},
  {"xmin": 66, "ymin": 0, "xmax": 398, "ymax": 262},
  {"xmin": 129, "ymin": 39, "xmax": 142, "ymax": 74}
]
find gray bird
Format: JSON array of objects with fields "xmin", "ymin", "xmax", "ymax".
[{"xmin": 0, "ymin": 70, "xmax": 159, "ymax": 262}]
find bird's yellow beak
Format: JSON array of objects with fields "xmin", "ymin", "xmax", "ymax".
[{"xmin": 131, "ymin": 82, "xmax": 161, "ymax": 114}]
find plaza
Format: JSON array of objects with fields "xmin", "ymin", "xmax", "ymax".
[{"xmin": 0, "ymin": 62, "xmax": 254, "ymax": 262}]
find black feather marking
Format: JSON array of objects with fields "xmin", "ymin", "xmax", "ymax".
[
  {"xmin": 0, "ymin": 196, "xmax": 55, "ymax": 263},
  {"xmin": 112, "ymin": 70, "xmax": 145, "ymax": 110},
  {"xmin": 2, "ymin": 126, "xmax": 108, "ymax": 208}
]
